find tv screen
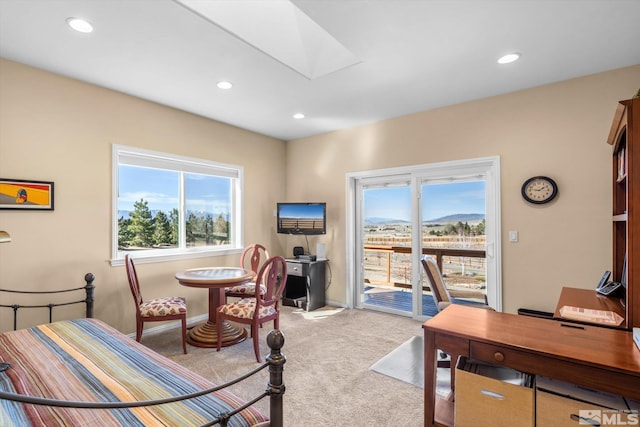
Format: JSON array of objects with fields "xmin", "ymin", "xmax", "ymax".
[{"xmin": 277, "ymin": 202, "xmax": 326, "ymax": 235}]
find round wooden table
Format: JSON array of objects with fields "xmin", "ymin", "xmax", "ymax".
[{"xmin": 175, "ymin": 267, "xmax": 255, "ymax": 348}]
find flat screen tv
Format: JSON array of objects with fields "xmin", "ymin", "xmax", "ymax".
[{"xmin": 277, "ymin": 202, "xmax": 326, "ymax": 235}]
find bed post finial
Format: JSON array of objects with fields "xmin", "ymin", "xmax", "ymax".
[
  {"xmin": 84, "ymin": 273, "xmax": 95, "ymax": 318},
  {"xmin": 266, "ymin": 329, "xmax": 285, "ymax": 427}
]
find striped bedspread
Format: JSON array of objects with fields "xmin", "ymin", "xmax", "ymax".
[{"xmin": 0, "ymin": 319, "xmax": 269, "ymax": 426}]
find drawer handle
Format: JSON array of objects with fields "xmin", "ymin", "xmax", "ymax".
[
  {"xmin": 480, "ymin": 389, "xmax": 504, "ymax": 400},
  {"xmin": 493, "ymin": 351, "xmax": 504, "ymax": 362}
]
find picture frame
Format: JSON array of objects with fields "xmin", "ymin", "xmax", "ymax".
[{"xmin": 0, "ymin": 178, "xmax": 54, "ymax": 210}]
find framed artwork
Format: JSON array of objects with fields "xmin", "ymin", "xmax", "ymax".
[{"xmin": 0, "ymin": 178, "xmax": 54, "ymax": 210}]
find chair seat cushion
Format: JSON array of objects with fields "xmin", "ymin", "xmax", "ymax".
[
  {"xmin": 225, "ymin": 282, "xmax": 267, "ymax": 296},
  {"xmin": 139, "ymin": 296, "xmax": 186, "ymax": 317},
  {"xmin": 219, "ymin": 298, "xmax": 276, "ymax": 319}
]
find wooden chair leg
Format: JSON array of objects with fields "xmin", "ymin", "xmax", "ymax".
[
  {"xmin": 253, "ymin": 325, "xmax": 261, "ymax": 363},
  {"xmin": 136, "ymin": 320, "xmax": 143, "ymax": 342},
  {"xmin": 180, "ymin": 316, "xmax": 187, "ymax": 354}
]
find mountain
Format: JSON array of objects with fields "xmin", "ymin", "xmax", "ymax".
[
  {"xmin": 365, "ymin": 217, "xmax": 411, "ymax": 224},
  {"xmin": 425, "ymin": 213, "xmax": 485, "ymax": 223},
  {"xmin": 365, "ymin": 213, "xmax": 485, "ymax": 225}
]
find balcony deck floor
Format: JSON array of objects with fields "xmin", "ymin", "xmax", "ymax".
[{"xmin": 363, "ymin": 287, "xmax": 484, "ymax": 316}]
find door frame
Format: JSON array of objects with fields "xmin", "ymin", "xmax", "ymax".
[{"xmin": 345, "ymin": 156, "xmax": 502, "ymax": 317}]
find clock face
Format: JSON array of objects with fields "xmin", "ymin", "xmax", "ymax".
[{"xmin": 521, "ymin": 176, "xmax": 558, "ymax": 204}]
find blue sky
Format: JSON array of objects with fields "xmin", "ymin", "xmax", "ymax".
[
  {"xmin": 364, "ymin": 180, "xmax": 485, "ymax": 221},
  {"xmin": 118, "ymin": 166, "xmax": 231, "ymax": 214},
  {"xmin": 279, "ymin": 203, "xmax": 325, "ymax": 219},
  {"xmin": 120, "ymin": 166, "xmax": 484, "ymax": 221}
]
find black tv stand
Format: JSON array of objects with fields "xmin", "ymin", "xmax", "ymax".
[{"xmin": 282, "ymin": 258, "xmax": 326, "ymax": 311}]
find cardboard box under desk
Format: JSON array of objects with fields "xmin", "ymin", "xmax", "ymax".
[
  {"xmin": 455, "ymin": 357, "xmax": 534, "ymax": 427},
  {"xmin": 536, "ymin": 376, "xmax": 631, "ymax": 427}
]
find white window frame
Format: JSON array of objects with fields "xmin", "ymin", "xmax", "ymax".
[
  {"xmin": 111, "ymin": 145, "xmax": 244, "ymax": 266},
  {"xmin": 346, "ymin": 156, "xmax": 502, "ymax": 316}
]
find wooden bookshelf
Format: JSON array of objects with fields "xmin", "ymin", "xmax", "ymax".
[{"xmin": 607, "ymin": 97, "xmax": 640, "ymax": 329}]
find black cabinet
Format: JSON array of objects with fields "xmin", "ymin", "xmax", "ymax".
[{"xmin": 282, "ymin": 259, "xmax": 326, "ymax": 311}]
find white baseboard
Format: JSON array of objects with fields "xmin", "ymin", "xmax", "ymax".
[{"xmin": 127, "ymin": 313, "xmax": 208, "ymax": 340}]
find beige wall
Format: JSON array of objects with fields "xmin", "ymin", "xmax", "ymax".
[
  {"xmin": 0, "ymin": 59, "xmax": 287, "ymax": 332},
  {"xmin": 1, "ymin": 58, "xmax": 639, "ymax": 332},
  {"xmin": 285, "ymin": 65, "xmax": 640, "ymax": 314}
]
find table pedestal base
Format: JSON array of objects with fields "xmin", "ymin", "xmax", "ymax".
[{"xmin": 187, "ymin": 320, "xmax": 247, "ymax": 348}]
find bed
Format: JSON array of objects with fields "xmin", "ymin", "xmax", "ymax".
[{"xmin": 0, "ymin": 274, "xmax": 284, "ymax": 427}]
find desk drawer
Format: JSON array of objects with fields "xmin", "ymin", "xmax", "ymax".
[
  {"xmin": 455, "ymin": 357, "xmax": 534, "ymax": 427},
  {"xmin": 536, "ymin": 376, "xmax": 628, "ymax": 427},
  {"xmin": 286, "ymin": 262, "xmax": 309, "ymax": 277},
  {"xmin": 470, "ymin": 341, "xmax": 543, "ymax": 374}
]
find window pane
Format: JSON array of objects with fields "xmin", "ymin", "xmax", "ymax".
[
  {"xmin": 421, "ymin": 179, "xmax": 487, "ymax": 316},
  {"xmin": 113, "ymin": 144, "xmax": 243, "ymax": 262},
  {"xmin": 117, "ymin": 165, "xmax": 179, "ymax": 252},
  {"xmin": 185, "ymin": 173, "xmax": 232, "ymax": 247}
]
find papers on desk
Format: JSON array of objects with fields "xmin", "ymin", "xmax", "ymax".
[
  {"xmin": 559, "ymin": 305, "xmax": 624, "ymax": 326},
  {"xmin": 459, "ymin": 359, "xmax": 533, "ymax": 387},
  {"xmin": 536, "ymin": 376, "xmax": 628, "ymax": 410}
]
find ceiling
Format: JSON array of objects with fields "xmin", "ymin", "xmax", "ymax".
[{"xmin": 1, "ymin": 0, "xmax": 639, "ymax": 142}]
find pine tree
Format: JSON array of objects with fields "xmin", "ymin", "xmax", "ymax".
[
  {"xmin": 118, "ymin": 216, "xmax": 133, "ymax": 249},
  {"xmin": 153, "ymin": 210, "xmax": 172, "ymax": 246},
  {"xmin": 129, "ymin": 199, "xmax": 154, "ymax": 247},
  {"xmin": 169, "ymin": 208, "xmax": 179, "ymax": 245},
  {"xmin": 214, "ymin": 213, "xmax": 229, "ymax": 243}
]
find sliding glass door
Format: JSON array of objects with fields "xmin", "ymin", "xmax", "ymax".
[
  {"xmin": 357, "ymin": 179, "xmax": 413, "ymax": 316},
  {"xmin": 347, "ymin": 157, "xmax": 501, "ymax": 320},
  {"xmin": 420, "ymin": 179, "xmax": 488, "ymax": 317}
]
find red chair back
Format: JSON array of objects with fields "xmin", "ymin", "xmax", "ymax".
[
  {"xmin": 125, "ymin": 254, "xmax": 143, "ymax": 307},
  {"xmin": 254, "ymin": 256, "xmax": 287, "ymax": 312},
  {"xmin": 240, "ymin": 244, "xmax": 270, "ymax": 273}
]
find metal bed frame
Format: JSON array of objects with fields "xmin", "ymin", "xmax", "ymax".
[{"xmin": 0, "ymin": 273, "xmax": 285, "ymax": 427}]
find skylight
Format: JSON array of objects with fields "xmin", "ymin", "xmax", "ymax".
[{"xmin": 176, "ymin": 0, "xmax": 360, "ymax": 80}]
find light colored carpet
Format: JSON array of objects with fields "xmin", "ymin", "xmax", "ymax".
[{"xmin": 141, "ymin": 305, "xmax": 447, "ymax": 427}]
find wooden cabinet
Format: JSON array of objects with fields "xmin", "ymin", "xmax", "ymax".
[{"xmin": 607, "ymin": 97, "xmax": 640, "ymax": 329}]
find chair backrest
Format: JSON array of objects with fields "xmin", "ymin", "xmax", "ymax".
[
  {"xmin": 254, "ymin": 256, "xmax": 288, "ymax": 312},
  {"xmin": 240, "ymin": 244, "xmax": 270, "ymax": 275},
  {"xmin": 421, "ymin": 256, "xmax": 452, "ymax": 308},
  {"xmin": 125, "ymin": 254, "xmax": 143, "ymax": 306}
]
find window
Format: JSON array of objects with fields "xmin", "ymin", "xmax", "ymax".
[{"xmin": 112, "ymin": 145, "xmax": 243, "ymax": 264}]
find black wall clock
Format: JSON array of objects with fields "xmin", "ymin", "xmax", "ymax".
[{"xmin": 521, "ymin": 176, "xmax": 558, "ymax": 204}]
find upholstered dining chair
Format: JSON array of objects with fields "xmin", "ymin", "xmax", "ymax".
[
  {"xmin": 225, "ymin": 243, "xmax": 270, "ymax": 302},
  {"xmin": 125, "ymin": 254, "xmax": 188, "ymax": 354},
  {"xmin": 216, "ymin": 255, "xmax": 287, "ymax": 362},
  {"xmin": 421, "ymin": 255, "xmax": 493, "ymax": 313}
]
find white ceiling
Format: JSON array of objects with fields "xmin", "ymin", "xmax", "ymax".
[{"xmin": 1, "ymin": 0, "xmax": 639, "ymax": 141}]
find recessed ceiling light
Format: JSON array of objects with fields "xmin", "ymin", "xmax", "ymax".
[
  {"xmin": 293, "ymin": 113, "xmax": 305, "ymax": 119},
  {"xmin": 67, "ymin": 17, "xmax": 94, "ymax": 33},
  {"xmin": 217, "ymin": 81, "xmax": 233, "ymax": 90},
  {"xmin": 497, "ymin": 53, "xmax": 521, "ymax": 64}
]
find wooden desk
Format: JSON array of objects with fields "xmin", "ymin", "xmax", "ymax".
[
  {"xmin": 423, "ymin": 304, "xmax": 640, "ymax": 426},
  {"xmin": 176, "ymin": 267, "xmax": 254, "ymax": 348},
  {"xmin": 555, "ymin": 286, "xmax": 626, "ymax": 329}
]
